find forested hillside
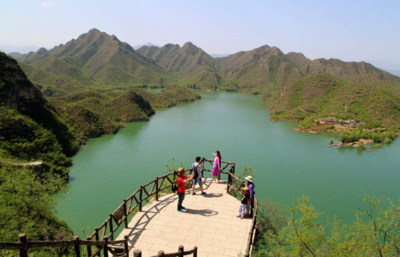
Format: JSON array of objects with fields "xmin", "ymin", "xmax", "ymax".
[
  {"xmin": 268, "ymin": 74, "xmax": 400, "ymax": 128},
  {"xmin": 0, "ymin": 52, "xmax": 200, "ymax": 250}
]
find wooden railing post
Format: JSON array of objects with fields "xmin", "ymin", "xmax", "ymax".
[
  {"xmin": 250, "ymin": 198, "xmax": 254, "ymax": 217},
  {"xmin": 193, "ymin": 246, "xmax": 198, "ymax": 257},
  {"xmin": 158, "ymin": 250, "xmax": 165, "ymax": 256},
  {"xmin": 103, "ymin": 236, "xmax": 109, "ymax": 257},
  {"xmin": 178, "ymin": 245, "xmax": 184, "ymax": 257},
  {"xmin": 134, "ymin": 249, "xmax": 142, "ymax": 257},
  {"xmin": 123, "ymin": 199, "xmax": 128, "ymax": 228},
  {"xmin": 155, "ymin": 177, "xmax": 159, "ymax": 201},
  {"xmin": 95, "ymin": 227, "xmax": 99, "ymax": 241},
  {"xmin": 227, "ymin": 167, "xmax": 231, "ymax": 194},
  {"xmin": 73, "ymin": 236, "xmax": 81, "ymax": 257},
  {"xmin": 139, "ymin": 186, "xmax": 143, "ymax": 212},
  {"xmin": 109, "ymin": 214, "xmax": 114, "ymax": 240},
  {"xmin": 124, "ymin": 235, "xmax": 129, "ymax": 255},
  {"xmin": 86, "ymin": 236, "xmax": 92, "ymax": 257},
  {"xmin": 18, "ymin": 234, "xmax": 28, "ymax": 257},
  {"xmin": 201, "ymin": 157, "xmax": 205, "ymax": 177}
]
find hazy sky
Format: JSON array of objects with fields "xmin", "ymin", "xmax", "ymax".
[{"xmin": 1, "ymin": 0, "xmax": 399, "ymax": 66}]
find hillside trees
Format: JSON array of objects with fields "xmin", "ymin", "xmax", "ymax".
[
  {"xmin": 254, "ymin": 196, "xmax": 400, "ymax": 256},
  {"xmin": 0, "ymin": 164, "xmax": 72, "ymax": 243}
]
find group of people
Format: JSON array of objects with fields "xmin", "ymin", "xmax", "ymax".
[{"xmin": 176, "ymin": 151, "xmax": 255, "ymax": 219}]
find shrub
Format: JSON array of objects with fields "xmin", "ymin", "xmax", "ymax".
[
  {"xmin": 339, "ymin": 134, "xmax": 348, "ymax": 143},
  {"xmin": 385, "ymin": 137, "xmax": 393, "ymax": 144},
  {"xmin": 329, "ymin": 139, "xmax": 334, "ymax": 145},
  {"xmin": 358, "ymin": 140, "xmax": 364, "ymax": 149}
]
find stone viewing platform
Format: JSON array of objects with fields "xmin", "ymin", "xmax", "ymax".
[{"xmin": 116, "ymin": 179, "xmax": 252, "ymax": 257}]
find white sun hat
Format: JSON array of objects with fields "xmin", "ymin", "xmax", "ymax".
[{"xmin": 245, "ymin": 176, "xmax": 253, "ymax": 182}]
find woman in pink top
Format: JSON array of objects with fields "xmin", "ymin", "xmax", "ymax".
[{"xmin": 211, "ymin": 151, "xmax": 221, "ymax": 183}]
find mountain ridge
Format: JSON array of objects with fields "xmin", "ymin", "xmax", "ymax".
[{"xmin": 17, "ymin": 29, "xmax": 176, "ymax": 96}]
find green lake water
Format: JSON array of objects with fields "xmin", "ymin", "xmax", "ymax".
[{"xmin": 56, "ymin": 91, "xmax": 400, "ymax": 236}]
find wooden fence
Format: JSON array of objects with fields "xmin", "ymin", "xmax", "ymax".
[
  {"xmin": 0, "ymin": 233, "xmax": 128, "ymax": 257},
  {"xmin": 0, "ymin": 157, "xmax": 258, "ymax": 257}
]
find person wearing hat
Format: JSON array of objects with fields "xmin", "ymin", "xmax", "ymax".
[
  {"xmin": 245, "ymin": 176, "xmax": 255, "ymax": 216},
  {"xmin": 177, "ymin": 167, "xmax": 193, "ymax": 212},
  {"xmin": 237, "ymin": 187, "xmax": 250, "ymax": 219}
]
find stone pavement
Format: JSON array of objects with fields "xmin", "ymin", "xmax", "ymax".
[{"xmin": 116, "ymin": 178, "xmax": 252, "ymax": 257}]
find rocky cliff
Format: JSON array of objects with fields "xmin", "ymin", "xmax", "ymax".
[{"xmin": 0, "ymin": 52, "xmax": 44, "ymax": 112}]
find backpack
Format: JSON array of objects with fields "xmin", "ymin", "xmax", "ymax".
[
  {"xmin": 192, "ymin": 164, "xmax": 199, "ymax": 180},
  {"xmin": 172, "ymin": 179, "xmax": 182, "ymax": 193}
]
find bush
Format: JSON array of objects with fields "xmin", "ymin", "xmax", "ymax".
[
  {"xmin": 329, "ymin": 139, "xmax": 334, "ymax": 145},
  {"xmin": 358, "ymin": 140, "xmax": 364, "ymax": 149},
  {"xmin": 385, "ymin": 137, "xmax": 393, "ymax": 144},
  {"xmin": 339, "ymin": 134, "xmax": 348, "ymax": 143}
]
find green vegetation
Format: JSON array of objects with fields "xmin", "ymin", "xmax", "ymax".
[
  {"xmin": 0, "ymin": 163, "xmax": 73, "ymax": 256},
  {"xmin": 338, "ymin": 129, "xmax": 397, "ymax": 143},
  {"xmin": 0, "ymin": 106, "xmax": 73, "ymax": 174},
  {"xmin": 269, "ymin": 74, "xmax": 400, "ymax": 129},
  {"xmin": 253, "ymin": 196, "xmax": 400, "ymax": 256},
  {"xmin": 358, "ymin": 140, "xmax": 364, "ymax": 150}
]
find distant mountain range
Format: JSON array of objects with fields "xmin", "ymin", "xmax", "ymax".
[
  {"xmin": 137, "ymin": 43, "xmax": 221, "ymax": 86},
  {"xmin": 11, "ymin": 28, "xmax": 400, "ymax": 98},
  {"xmin": 0, "ymin": 45, "xmax": 41, "ymax": 54},
  {"xmin": 380, "ymin": 69, "xmax": 400, "ymax": 77},
  {"xmin": 133, "ymin": 42, "xmax": 160, "ymax": 50},
  {"xmin": 210, "ymin": 54, "xmax": 230, "ymax": 58}
]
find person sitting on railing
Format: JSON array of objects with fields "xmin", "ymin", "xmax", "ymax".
[
  {"xmin": 177, "ymin": 167, "xmax": 194, "ymax": 212},
  {"xmin": 237, "ymin": 187, "xmax": 250, "ymax": 219},
  {"xmin": 191, "ymin": 156, "xmax": 206, "ymax": 195}
]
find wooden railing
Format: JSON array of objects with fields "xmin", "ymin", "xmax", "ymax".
[
  {"xmin": 86, "ymin": 170, "xmax": 183, "ymax": 256},
  {"xmin": 224, "ymin": 165, "xmax": 258, "ymax": 257},
  {"xmin": 1, "ymin": 157, "xmax": 258, "ymax": 256},
  {"xmin": 0, "ymin": 233, "xmax": 128, "ymax": 257}
]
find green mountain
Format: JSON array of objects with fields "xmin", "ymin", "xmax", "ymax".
[
  {"xmin": 18, "ymin": 29, "xmax": 177, "ymax": 96},
  {"xmin": 286, "ymin": 52, "xmax": 400, "ymax": 83},
  {"xmin": 137, "ymin": 42, "xmax": 221, "ymax": 86},
  {"xmin": 217, "ymin": 45, "xmax": 304, "ymax": 94},
  {"xmin": 268, "ymin": 74, "xmax": 400, "ymax": 128}
]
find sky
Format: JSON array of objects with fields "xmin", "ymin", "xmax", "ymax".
[{"xmin": 1, "ymin": 0, "xmax": 399, "ymax": 68}]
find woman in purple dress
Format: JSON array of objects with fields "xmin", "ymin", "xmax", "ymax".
[{"xmin": 211, "ymin": 151, "xmax": 221, "ymax": 183}]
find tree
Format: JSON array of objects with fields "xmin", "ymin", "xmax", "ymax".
[{"xmin": 253, "ymin": 196, "xmax": 400, "ymax": 256}]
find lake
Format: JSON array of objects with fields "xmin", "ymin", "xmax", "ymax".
[{"xmin": 56, "ymin": 90, "xmax": 400, "ymax": 236}]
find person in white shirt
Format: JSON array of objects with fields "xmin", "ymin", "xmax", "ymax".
[{"xmin": 191, "ymin": 156, "xmax": 206, "ymax": 195}]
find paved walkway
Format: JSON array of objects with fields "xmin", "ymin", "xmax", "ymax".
[{"xmin": 116, "ymin": 178, "xmax": 252, "ymax": 257}]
